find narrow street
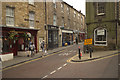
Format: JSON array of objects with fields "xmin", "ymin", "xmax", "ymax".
[{"xmin": 2, "ymin": 43, "xmax": 118, "ymax": 79}]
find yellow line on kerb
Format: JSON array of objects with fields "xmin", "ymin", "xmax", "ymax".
[
  {"xmin": 67, "ymin": 52, "xmax": 120, "ymax": 64},
  {"xmin": 2, "ymin": 50, "xmax": 65, "ymax": 71}
]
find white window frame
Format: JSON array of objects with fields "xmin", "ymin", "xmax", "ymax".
[
  {"xmin": 62, "ymin": 17, "xmax": 64, "ymax": 27},
  {"xmin": 97, "ymin": 2, "xmax": 105, "ymax": 16},
  {"xmin": 53, "ymin": 14, "xmax": 57, "ymax": 26},
  {"xmin": 94, "ymin": 28, "xmax": 107, "ymax": 46},
  {"xmin": 61, "ymin": 3, "xmax": 64, "ymax": 13},
  {"xmin": 6, "ymin": 7, "xmax": 14, "ymax": 26},
  {"xmin": 74, "ymin": 11, "xmax": 76, "ymax": 18},
  {"xmin": 29, "ymin": 0, "xmax": 34, "ymax": 5},
  {"xmin": 29, "ymin": 12, "xmax": 35, "ymax": 28},
  {"xmin": 53, "ymin": 0, "xmax": 56, "ymax": 9}
]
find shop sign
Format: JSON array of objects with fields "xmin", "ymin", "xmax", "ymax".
[{"xmin": 84, "ymin": 39, "xmax": 92, "ymax": 45}]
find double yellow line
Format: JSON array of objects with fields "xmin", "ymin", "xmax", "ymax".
[
  {"xmin": 2, "ymin": 50, "xmax": 65, "ymax": 71},
  {"xmin": 67, "ymin": 52, "xmax": 120, "ymax": 64}
]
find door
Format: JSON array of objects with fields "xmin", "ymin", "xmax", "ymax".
[{"xmin": 10, "ymin": 40, "xmax": 18, "ymax": 56}]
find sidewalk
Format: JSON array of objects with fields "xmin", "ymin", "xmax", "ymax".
[
  {"xmin": 2, "ymin": 44, "xmax": 75, "ymax": 69},
  {"xmin": 71, "ymin": 50, "xmax": 119, "ymax": 62}
]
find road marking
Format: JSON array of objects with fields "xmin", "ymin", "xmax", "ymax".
[
  {"xmin": 42, "ymin": 75, "xmax": 48, "ymax": 79},
  {"xmin": 57, "ymin": 67, "xmax": 62, "ymax": 70},
  {"xmin": 63, "ymin": 63, "xmax": 67, "ymax": 67},
  {"xmin": 50, "ymin": 70, "xmax": 56, "ymax": 75},
  {"xmin": 2, "ymin": 50, "xmax": 65, "ymax": 71}
]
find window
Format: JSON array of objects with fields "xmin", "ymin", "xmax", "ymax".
[
  {"xmin": 62, "ymin": 17, "xmax": 64, "ymax": 27},
  {"xmin": 81, "ymin": 17, "xmax": 83, "ymax": 23},
  {"xmin": 94, "ymin": 28, "xmax": 107, "ymax": 46},
  {"xmin": 6, "ymin": 7, "xmax": 14, "ymax": 26},
  {"xmin": 2, "ymin": 37, "xmax": 9, "ymax": 53},
  {"xmin": 74, "ymin": 11, "xmax": 76, "ymax": 18},
  {"xmin": 67, "ymin": 7, "xmax": 70, "ymax": 14},
  {"xmin": 97, "ymin": 2, "xmax": 105, "ymax": 15},
  {"xmin": 29, "ymin": 0, "xmax": 34, "ymax": 5},
  {"xmin": 53, "ymin": 14, "xmax": 57, "ymax": 26},
  {"xmin": 53, "ymin": 0, "xmax": 56, "ymax": 8},
  {"xmin": 78, "ymin": 14, "xmax": 80, "ymax": 19},
  {"xmin": 61, "ymin": 3, "xmax": 64, "ymax": 12},
  {"xmin": 29, "ymin": 12, "xmax": 35, "ymax": 28}
]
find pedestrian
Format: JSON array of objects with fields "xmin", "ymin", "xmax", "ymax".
[
  {"xmin": 41, "ymin": 40, "xmax": 45, "ymax": 52},
  {"xmin": 76, "ymin": 37, "xmax": 78, "ymax": 45},
  {"xmin": 29, "ymin": 40, "xmax": 35, "ymax": 57}
]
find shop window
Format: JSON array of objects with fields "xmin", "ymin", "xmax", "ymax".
[
  {"xmin": 97, "ymin": 2, "xmax": 105, "ymax": 16},
  {"xmin": 6, "ymin": 6, "xmax": 14, "ymax": 26},
  {"xmin": 94, "ymin": 28, "xmax": 107, "ymax": 46},
  {"xmin": 29, "ymin": 12, "xmax": 35, "ymax": 28},
  {"xmin": 2, "ymin": 37, "xmax": 9, "ymax": 53}
]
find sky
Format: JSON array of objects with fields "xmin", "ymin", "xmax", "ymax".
[{"xmin": 63, "ymin": 0, "xmax": 86, "ymax": 15}]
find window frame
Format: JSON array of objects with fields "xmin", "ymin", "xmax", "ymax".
[
  {"xmin": 94, "ymin": 28, "xmax": 107, "ymax": 46},
  {"xmin": 6, "ymin": 6, "xmax": 14, "ymax": 26},
  {"xmin": 29, "ymin": 12, "xmax": 35, "ymax": 28},
  {"xmin": 97, "ymin": 2, "xmax": 105, "ymax": 16}
]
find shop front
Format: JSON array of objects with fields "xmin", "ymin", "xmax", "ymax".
[
  {"xmin": 62, "ymin": 29, "xmax": 73, "ymax": 46},
  {"xmin": 1, "ymin": 25, "xmax": 38, "ymax": 59},
  {"xmin": 48, "ymin": 25, "xmax": 59, "ymax": 49}
]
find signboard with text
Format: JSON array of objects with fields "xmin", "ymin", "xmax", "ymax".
[{"xmin": 84, "ymin": 39, "xmax": 92, "ymax": 45}]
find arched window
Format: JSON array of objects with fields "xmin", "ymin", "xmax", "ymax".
[{"xmin": 94, "ymin": 28, "xmax": 107, "ymax": 46}]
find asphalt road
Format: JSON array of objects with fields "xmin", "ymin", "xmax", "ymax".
[{"xmin": 2, "ymin": 43, "xmax": 119, "ymax": 79}]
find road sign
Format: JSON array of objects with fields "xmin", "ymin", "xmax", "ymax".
[{"xmin": 84, "ymin": 39, "xmax": 92, "ymax": 45}]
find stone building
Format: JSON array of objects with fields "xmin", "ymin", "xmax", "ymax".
[
  {"xmin": 0, "ymin": 2, "xmax": 45, "ymax": 57},
  {"xmin": 45, "ymin": 1, "xmax": 86, "ymax": 48},
  {"xmin": 0, "ymin": 0, "xmax": 86, "ymax": 59},
  {"xmin": 86, "ymin": 1, "xmax": 120, "ymax": 50}
]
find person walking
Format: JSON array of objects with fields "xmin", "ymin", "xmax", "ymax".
[
  {"xmin": 76, "ymin": 37, "xmax": 78, "ymax": 45},
  {"xmin": 29, "ymin": 40, "xmax": 35, "ymax": 57},
  {"xmin": 41, "ymin": 40, "xmax": 45, "ymax": 52}
]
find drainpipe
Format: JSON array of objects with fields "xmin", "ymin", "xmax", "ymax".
[
  {"xmin": 45, "ymin": 0, "xmax": 48, "ymax": 50},
  {"xmin": 116, "ymin": 1, "xmax": 119, "ymax": 48}
]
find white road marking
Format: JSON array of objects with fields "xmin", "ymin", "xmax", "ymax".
[
  {"xmin": 63, "ymin": 63, "xmax": 67, "ymax": 67},
  {"xmin": 50, "ymin": 70, "xmax": 56, "ymax": 75},
  {"xmin": 42, "ymin": 75, "xmax": 48, "ymax": 79},
  {"xmin": 57, "ymin": 67, "xmax": 62, "ymax": 70}
]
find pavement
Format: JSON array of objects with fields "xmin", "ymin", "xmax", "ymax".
[
  {"xmin": 2, "ymin": 42, "xmax": 120, "ymax": 69},
  {"xmin": 71, "ymin": 50, "xmax": 119, "ymax": 62}
]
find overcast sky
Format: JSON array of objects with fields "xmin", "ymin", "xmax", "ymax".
[{"xmin": 63, "ymin": 0, "xmax": 86, "ymax": 15}]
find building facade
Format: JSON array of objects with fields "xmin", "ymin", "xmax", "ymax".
[
  {"xmin": 45, "ymin": 1, "xmax": 86, "ymax": 47},
  {"xmin": 86, "ymin": 2, "xmax": 120, "ymax": 50},
  {"xmin": 0, "ymin": 0, "xmax": 86, "ymax": 57}
]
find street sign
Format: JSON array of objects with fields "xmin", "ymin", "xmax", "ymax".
[{"xmin": 84, "ymin": 39, "xmax": 92, "ymax": 45}]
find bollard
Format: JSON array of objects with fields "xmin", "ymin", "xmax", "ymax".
[
  {"xmin": 89, "ymin": 47, "xmax": 92, "ymax": 58},
  {"xmin": 78, "ymin": 46, "xmax": 81, "ymax": 60}
]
